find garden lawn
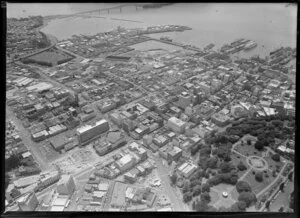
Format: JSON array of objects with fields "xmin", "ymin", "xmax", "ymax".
[
  {"xmin": 242, "ymin": 169, "xmax": 274, "ymax": 195},
  {"xmin": 234, "ymin": 141, "xmax": 266, "ymax": 157},
  {"xmin": 264, "ymin": 154, "xmax": 284, "ymax": 173}
]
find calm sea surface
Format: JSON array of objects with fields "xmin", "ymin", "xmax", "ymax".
[{"xmin": 8, "ymin": 3, "xmax": 297, "ymax": 58}]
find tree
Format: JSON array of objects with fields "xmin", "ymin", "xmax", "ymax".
[
  {"xmin": 288, "ymin": 172, "xmax": 293, "ymax": 181},
  {"xmin": 192, "ymin": 185, "xmax": 202, "ymax": 197},
  {"xmin": 182, "ymin": 181, "xmax": 191, "ymax": 193},
  {"xmin": 183, "ymin": 192, "xmax": 193, "ymax": 203},
  {"xmin": 236, "ymin": 181, "xmax": 252, "ymax": 193},
  {"xmin": 247, "ymin": 139, "xmax": 252, "ymax": 145},
  {"xmin": 170, "ymin": 173, "xmax": 178, "ymax": 185},
  {"xmin": 191, "ymin": 144, "xmax": 200, "ymax": 156},
  {"xmin": 200, "ymin": 192, "xmax": 211, "ymax": 203},
  {"xmin": 224, "ymin": 154, "xmax": 232, "ymax": 162},
  {"xmin": 289, "ymin": 192, "xmax": 294, "ymax": 209},
  {"xmin": 220, "ymin": 162, "xmax": 235, "ymax": 173},
  {"xmin": 237, "ymin": 161, "xmax": 247, "ymax": 171},
  {"xmin": 254, "ymin": 141, "xmax": 264, "ymax": 151},
  {"xmin": 265, "ymin": 200, "xmax": 271, "ymax": 210},
  {"xmin": 193, "ymin": 198, "xmax": 209, "ymax": 211},
  {"xmin": 279, "ymin": 183, "xmax": 285, "ymax": 192},
  {"xmin": 201, "ymin": 183, "xmax": 211, "ymax": 193},
  {"xmin": 238, "ymin": 192, "xmax": 257, "ymax": 207},
  {"xmin": 5, "ymin": 154, "xmax": 21, "ymax": 172},
  {"xmin": 207, "ymin": 157, "xmax": 218, "ymax": 169},
  {"xmin": 190, "ymin": 179, "xmax": 202, "ymax": 189},
  {"xmin": 236, "ymin": 201, "xmax": 247, "ymax": 211},
  {"xmin": 255, "ymin": 172, "xmax": 263, "ymax": 182},
  {"xmin": 271, "ymin": 154, "xmax": 281, "ymax": 162}
]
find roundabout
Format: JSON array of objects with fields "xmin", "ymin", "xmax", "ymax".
[{"xmin": 246, "ymin": 156, "xmax": 268, "ymax": 171}]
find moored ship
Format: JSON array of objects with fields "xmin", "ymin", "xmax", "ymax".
[{"xmin": 244, "ymin": 41, "xmax": 257, "ymax": 51}]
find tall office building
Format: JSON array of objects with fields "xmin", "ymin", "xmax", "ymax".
[
  {"xmin": 177, "ymin": 92, "xmax": 192, "ymax": 109},
  {"xmin": 56, "ymin": 175, "xmax": 76, "ymax": 196},
  {"xmin": 17, "ymin": 192, "xmax": 39, "ymax": 211},
  {"xmin": 76, "ymin": 119, "xmax": 109, "ymax": 144}
]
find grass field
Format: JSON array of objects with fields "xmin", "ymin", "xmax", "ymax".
[
  {"xmin": 209, "ymin": 189, "xmax": 220, "ymax": 205},
  {"xmin": 234, "ymin": 142, "xmax": 266, "ymax": 157},
  {"xmin": 242, "ymin": 169, "xmax": 273, "ymax": 195},
  {"xmin": 230, "ymin": 187, "xmax": 239, "ymax": 201},
  {"xmin": 264, "ymin": 155, "xmax": 284, "ymax": 173},
  {"xmin": 25, "ymin": 48, "xmax": 74, "ymax": 65}
]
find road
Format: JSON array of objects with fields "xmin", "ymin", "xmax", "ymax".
[{"xmin": 6, "ymin": 105, "xmax": 49, "ymax": 171}]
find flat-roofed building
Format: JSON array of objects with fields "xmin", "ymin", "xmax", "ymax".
[
  {"xmin": 167, "ymin": 117, "xmax": 186, "ymax": 133},
  {"xmin": 116, "ymin": 154, "xmax": 136, "ymax": 172},
  {"xmin": 76, "ymin": 119, "xmax": 109, "ymax": 144},
  {"xmin": 211, "ymin": 112, "xmax": 230, "ymax": 127},
  {"xmin": 178, "ymin": 162, "xmax": 198, "ymax": 178}
]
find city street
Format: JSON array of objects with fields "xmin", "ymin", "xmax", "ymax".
[{"xmin": 6, "ymin": 105, "xmax": 49, "ymax": 171}]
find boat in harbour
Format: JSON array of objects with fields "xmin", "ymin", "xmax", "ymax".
[{"xmin": 244, "ymin": 41, "xmax": 257, "ymax": 51}]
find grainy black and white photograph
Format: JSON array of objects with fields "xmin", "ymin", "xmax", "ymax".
[{"xmin": 5, "ymin": 2, "xmax": 296, "ymax": 213}]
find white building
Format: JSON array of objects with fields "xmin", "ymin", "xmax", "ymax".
[{"xmin": 167, "ymin": 117, "xmax": 186, "ymax": 133}]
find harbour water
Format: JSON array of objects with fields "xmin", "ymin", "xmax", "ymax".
[{"xmin": 8, "ymin": 3, "xmax": 297, "ymax": 59}]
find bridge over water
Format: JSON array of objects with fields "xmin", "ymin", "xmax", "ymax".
[{"xmin": 61, "ymin": 3, "xmax": 147, "ymax": 18}]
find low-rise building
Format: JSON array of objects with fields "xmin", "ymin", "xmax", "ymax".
[{"xmin": 211, "ymin": 111, "xmax": 230, "ymax": 127}]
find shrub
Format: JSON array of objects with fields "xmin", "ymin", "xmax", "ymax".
[
  {"xmin": 200, "ymin": 192, "xmax": 211, "ymax": 203},
  {"xmin": 192, "ymin": 185, "xmax": 202, "ymax": 197},
  {"xmin": 271, "ymin": 154, "xmax": 280, "ymax": 162},
  {"xmin": 183, "ymin": 192, "xmax": 193, "ymax": 203},
  {"xmin": 237, "ymin": 161, "xmax": 247, "ymax": 171},
  {"xmin": 201, "ymin": 183, "xmax": 211, "ymax": 193},
  {"xmin": 255, "ymin": 172, "xmax": 263, "ymax": 182}
]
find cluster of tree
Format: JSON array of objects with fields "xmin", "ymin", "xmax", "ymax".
[
  {"xmin": 227, "ymin": 116, "xmax": 294, "ymax": 142},
  {"xmin": 191, "ymin": 143, "xmax": 202, "ymax": 156},
  {"xmin": 218, "ymin": 201, "xmax": 247, "ymax": 212},
  {"xmin": 207, "ymin": 169, "xmax": 239, "ymax": 186},
  {"xmin": 235, "ymin": 181, "xmax": 257, "ymax": 208},
  {"xmin": 192, "ymin": 196, "xmax": 216, "ymax": 211},
  {"xmin": 5, "ymin": 154, "xmax": 21, "ymax": 172}
]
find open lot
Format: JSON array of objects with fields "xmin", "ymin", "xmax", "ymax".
[
  {"xmin": 129, "ymin": 40, "xmax": 183, "ymax": 52},
  {"xmin": 242, "ymin": 169, "xmax": 273, "ymax": 195}
]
